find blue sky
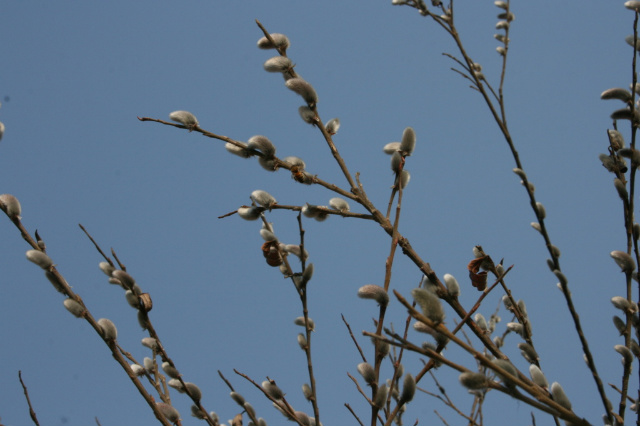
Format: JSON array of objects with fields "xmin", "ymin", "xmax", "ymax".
[{"xmin": 0, "ymin": 1, "xmax": 636, "ymax": 425}]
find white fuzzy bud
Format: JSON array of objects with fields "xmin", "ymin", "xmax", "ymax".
[
  {"xmin": 294, "ymin": 316, "xmax": 315, "ymax": 331},
  {"xmin": 611, "ymin": 250, "xmax": 636, "ymax": 273},
  {"xmin": 230, "ymin": 391, "xmax": 245, "ymax": 406},
  {"xmin": 492, "ymin": 359, "xmax": 517, "ymax": 385},
  {"xmin": 251, "ymin": 190, "xmax": 277, "ymax": 209},
  {"xmin": 398, "ymin": 170, "xmax": 411, "ymax": 189},
  {"xmin": 358, "ymin": 284, "xmax": 389, "ymax": 306},
  {"xmin": 444, "ymin": 274, "xmax": 460, "ymax": 297},
  {"xmin": 626, "ymin": 2, "xmax": 640, "ymax": 11},
  {"xmin": 225, "ymin": 142, "xmax": 251, "ymax": 158},
  {"xmin": 506, "ymin": 322, "xmax": 524, "ymax": 337},
  {"xmin": 400, "ymin": 373, "xmax": 416, "ymax": 403},
  {"xmin": 285, "ymin": 78, "xmax": 318, "ymax": 105},
  {"xmin": 263, "ymin": 56, "xmax": 292, "ymax": 73},
  {"xmin": 329, "ymin": 197, "xmax": 350, "ymax": 212},
  {"xmin": 131, "ymin": 364, "xmax": 145, "ymax": 376},
  {"xmin": 141, "ymin": 337, "xmax": 158, "ymax": 351},
  {"xmin": 357, "ymin": 362, "xmax": 376, "ymax": 385},
  {"xmin": 247, "ymin": 135, "xmax": 276, "ymax": 158},
  {"xmin": 391, "ymin": 151, "xmax": 403, "ymax": 173},
  {"xmin": 257, "ymin": 33, "xmax": 290, "ymax": 50},
  {"xmin": 97, "ymin": 318, "xmax": 118, "ymax": 340},
  {"xmin": 399, "ymin": 127, "xmax": 416, "ymax": 156},
  {"xmin": 162, "ymin": 362, "xmax": 180, "ymax": 379},
  {"xmin": 615, "ymin": 344, "xmax": 634, "ymax": 365},
  {"xmin": 156, "ymin": 402, "xmax": 181, "ymax": 424},
  {"xmin": 374, "ymin": 384, "xmax": 388, "ymax": 408},
  {"xmin": 26, "ymin": 250, "xmax": 53, "ymax": 270},
  {"xmin": 383, "ymin": 142, "xmax": 401, "ymax": 154},
  {"xmin": 550, "ymin": 382, "xmax": 572, "ymax": 410},
  {"xmin": 99, "ymin": 261, "xmax": 115, "ymax": 277},
  {"xmin": 459, "ymin": 372, "xmax": 488, "ymax": 389},
  {"xmin": 298, "ymin": 106, "xmax": 317, "ymax": 124},
  {"xmin": 297, "ymin": 333, "xmax": 307, "ymax": 349},
  {"xmin": 529, "ymin": 364, "xmax": 548, "ymax": 388},
  {"xmin": 535, "ymin": 202, "xmax": 546, "ymax": 219},
  {"xmin": 169, "ymin": 110, "xmax": 198, "ymax": 129},
  {"xmin": 411, "ymin": 288, "xmax": 445, "ymax": 323},
  {"xmin": 143, "ymin": 357, "xmax": 154, "ymax": 373},
  {"xmin": 326, "ymin": 118, "xmax": 340, "ymax": 135},
  {"xmin": 112, "ymin": 270, "xmax": 135, "ymax": 290},
  {"xmin": 262, "ymin": 380, "xmax": 284, "ymax": 400},
  {"xmin": 63, "ymin": 298, "xmax": 85, "ymax": 317},
  {"xmin": 612, "ymin": 296, "xmax": 632, "ymax": 311},
  {"xmin": 0, "ymin": 194, "xmax": 21, "ymax": 219},
  {"xmin": 237, "ymin": 206, "xmax": 263, "ymax": 221},
  {"xmin": 302, "ymin": 383, "xmax": 313, "ymax": 400},
  {"xmin": 601, "ymin": 87, "xmax": 633, "ymax": 102},
  {"xmin": 474, "ymin": 313, "xmax": 488, "ymax": 331}
]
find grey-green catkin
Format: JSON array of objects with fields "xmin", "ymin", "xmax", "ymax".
[
  {"xmin": 458, "ymin": 372, "xmax": 488, "ymax": 390},
  {"xmin": 374, "ymin": 384, "xmax": 388, "ymax": 408},
  {"xmin": 251, "ymin": 190, "xmax": 277, "ymax": 209},
  {"xmin": 611, "ymin": 250, "xmax": 636, "ymax": 273},
  {"xmin": 613, "ymin": 315, "xmax": 627, "ymax": 335},
  {"xmin": 608, "ymin": 129, "xmax": 626, "ymax": 149},
  {"xmin": 141, "ymin": 337, "xmax": 158, "ymax": 351},
  {"xmin": 329, "ymin": 197, "xmax": 350, "ymax": 212},
  {"xmin": 294, "ymin": 316, "xmax": 315, "ymax": 331},
  {"xmin": 285, "ymin": 78, "xmax": 318, "ymax": 105},
  {"xmin": 184, "ymin": 382, "xmax": 202, "ymax": 401},
  {"xmin": 225, "ymin": 142, "xmax": 251, "ymax": 158},
  {"xmin": 301, "ymin": 263, "xmax": 314, "ymax": 286},
  {"xmin": 99, "ymin": 261, "xmax": 115, "ymax": 277},
  {"xmin": 257, "ymin": 33, "xmax": 290, "ymax": 50},
  {"xmin": 143, "ymin": 357, "xmax": 154, "ymax": 373},
  {"xmin": 611, "ymin": 296, "xmax": 632, "ymax": 311},
  {"xmin": 46, "ymin": 271, "xmax": 67, "ymax": 294},
  {"xmin": 125, "ymin": 290, "xmax": 139, "ymax": 308},
  {"xmin": 191, "ymin": 405, "xmax": 206, "ymax": 420},
  {"xmin": 169, "ymin": 110, "xmax": 198, "ymax": 129},
  {"xmin": 157, "ymin": 402, "xmax": 181, "ymax": 424},
  {"xmin": 26, "ymin": 250, "xmax": 53, "ymax": 270},
  {"xmin": 0, "ymin": 194, "xmax": 22, "ymax": 219},
  {"xmin": 398, "ymin": 170, "xmax": 411, "ymax": 189},
  {"xmin": 390, "ymin": 151, "xmax": 403, "ymax": 173},
  {"xmin": 444, "ymin": 274, "xmax": 460, "ymax": 297},
  {"xmin": 298, "ymin": 106, "xmax": 317, "ymax": 124},
  {"xmin": 97, "ymin": 318, "xmax": 118, "ymax": 341},
  {"xmin": 262, "ymin": 380, "xmax": 284, "ymax": 400},
  {"xmin": 550, "ymin": 382, "xmax": 572, "ymax": 410},
  {"xmin": 535, "ymin": 202, "xmax": 546, "ymax": 219},
  {"xmin": 529, "ymin": 364, "xmax": 548, "ymax": 388},
  {"xmin": 297, "ymin": 333, "xmax": 307, "ymax": 349},
  {"xmin": 492, "ymin": 359, "xmax": 517, "ymax": 386},
  {"xmin": 502, "ymin": 295, "xmax": 513, "ymax": 310},
  {"xmin": 326, "ymin": 118, "xmax": 340, "ymax": 135},
  {"xmin": 518, "ymin": 342, "xmax": 539, "ymax": 362},
  {"xmin": 247, "ymin": 135, "xmax": 276, "ymax": 158},
  {"xmin": 506, "ymin": 322, "xmax": 524, "ymax": 337},
  {"xmin": 383, "ymin": 142, "xmax": 401, "ymax": 154},
  {"xmin": 400, "ymin": 373, "xmax": 416, "ymax": 403},
  {"xmin": 615, "ymin": 178, "xmax": 629, "ymax": 200},
  {"xmin": 244, "ymin": 402, "xmax": 256, "ymax": 419},
  {"xmin": 112, "ymin": 270, "xmax": 135, "ymax": 290},
  {"xmin": 230, "ymin": 391, "xmax": 245, "ymax": 406},
  {"xmin": 162, "ymin": 362, "xmax": 180, "ymax": 379},
  {"xmin": 63, "ymin": 298, "xmax": 85, "ymax": 317},
  {"xmin": 238, "ymin": 206, "xmax": 263, "ymax": 221},
  {"xmin": 601, "ymin": 87, "xmax": 633, "ymax": 102},
  {"xmin": 357, "ymin": 362, "xmax": 376, "ymax": 385},
  {"xmin": 615, "ymin": 344, "xmax": 634, "ymax": 365},
  {"xmin": 630, "ymin": 339, "xmax": 640, "ymax": 357},
  {"xmin": 517, "ymin": 299, "xmax": 528, "ymax": 320},
  {"xmin": 302, "ymin": 383, "xmax": 313, "ymax": 400},
  {"xmin": 411, "ymin": 288, "xmax": 445, "ymax": 324},
  {"xmin": 131, "ymin": 364, "xmax": 145, "ymax": 376},
  {"xmin": 263, "ymin": 56, "xmax": 292, "ymax": 73},
  {"xmin": 399, "ymin": 127, "xmax": 416, "ymax": 156},
  {"xmin": 294, "ymin": 411, "xmax": 310, "ymax": 426},
  {"xmin": 358, "ymin": 284, "xmax": 389, "ymax": 306},
  {"xmin": 474, "ymin": 313, "xmax": 488, "ymax": 332}
]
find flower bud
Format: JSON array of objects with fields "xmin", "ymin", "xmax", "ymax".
[
  {"xmin": 251, "ymin": 190, "xmax": 277, "ymax": 209},
  {"xmin": 400, "ymin": 373, "xmax": 416, "ymax": 403},
  {"xmin": 496, "ymin": 21, "xmax": 509, "ymax": 30},
  {"xmin": 615, "ymin": 344, "xmax": 634, "ymax": 365},
  {"xmin": 298, "ymin": 106, "xmax": 317, "ymax": 124},
  {"xmin": 112, "ymin": 270, "xmax": 135, "ymax": 290},
  {"xmin": 225, "ymin": 142, "xmax": 251, "ymax": 158},
  {"xmin": 497, "ymin": 11, "xmax": 515, "ymax": 21},
  {"xmin": 238, "ymin": 206, "xmax": 263, "ymax": 221},
  {"xmin": 258, "ymin": 157, "xmax": 277, "ymax": 171},
  {"xmin": 494, "ymin": 1, "xmax": 507, "ymax": 9},
  {"xmin": 383, "ymin": 142, "xmax": 401, "ymax": 154},
  {"xmin": 326, "ymin": 118, "xmax": 340, "ymax": 135},
  {"xmin": 97, "ymin": 318, "xmax": 118, "ymax": 340},
  {"xmin": 625, "ymin": 1, "xmax": 640, "ymax": 11},
  {"xmin": 601, "ymin": 87, "xmax": 633, "ymax": 102},
  {"xmin": 191, "ymin": 405, "xmax": 206, "ymax": 419},
  {"xmin": 285, "ymin": 78, "xmax": 318, "ymax": 106},
  {"xmin": 608, "ymin": 129, "xmax": 626, "ymax": 149},
  {"xmin": 611, "ymin": 250, "xmax": 636, "ymax": 272},
  {"xmin": 374, "ymin": 384, "xmax": 388, "ymax": 408},
  {"xmin": 262, "ymin": 380, "xmax": 284, "ymax": 400},
  {"xmin": 45, "ymin": 271, "xmax": 67, "ymax": 294},
  {"xmin": 156, "ymin": 402, "xmax": 181, "ymax": 424},
  {"xmin": 302, "ymin": 383, "xmax": 313, "ymax": 400},
  {"xmin": 399, "ymin": 127, "xmax": 416, "ymax": 156},
  {"xmin": 530, "ymin": 222, "xmax": 542, "ymax": 233},
  {"xmin": 613, "ymin": 315, "xmax": 627, "ymax": 335},
  {"xmin": 185, "ymin": 382, "xmax": 202, "ymax": 401},
  {"xmin": 294, "ymin": 411, "xmax": 310, "ymax": 426},
  {"xmin": 169, "ymin": 110, "xmax": 198, "ymax": 129},
  {"xmin": 257, "ymin": 33, "xmax": 290, "ymax": 50},
  {"xmin": 496, "ymin": 46, "xmax": 506, "ymax": 55},
  {"xmin": 398, "ymin": 170, "xmax": 411, "ymax": 189},
  {"xmin": 611, "ymin": 296, "xmax": 632, "ymax": 311},
  {"xmin": 63, "ymin": 298, "xmax": 85, "ymax": 317},
  {"xmin": 492, "ymin": 359, "xmax": 517, "ymax": 386},
  {"xmin": 0, "ymin": 121, "xmax": 4, "ymax": 141},
  {"xmin": 529, "ymin": 364, "xmax": 548, "ymax": 388},
  {"xmin": 141, "ymin": 337, "xmax": 158, "ymax": 351},
  {"xmin": 506, "ymin": 322, "xmax": 524, "ymax": 337},
  {"xmin": 99, "ymin": 261, "xmax": 115, "ymax": 277},
  {"xmin": 474, "ymin": 313, "xmax": 488, "ymax": 331},
  {"xmin": 411, "ymin": 288, "xmax": 445, "ymax": 324},
  {"xmin": 131, "ymin": 364, "xmax": 145, "ymax": 376},
  {"xmin": 357, "ymin": 362, "xmax": 376, "ymax": 385},
  {"xmin": 391, "ymin": 151, "xmax": 403, "ymax": 173},
  {"xmin": 260, "ymin": 228, "xmax": 277, "ymax": 242},
  {"xmin": 329, "ymin": 197, "xmax": 350, "ymax": 212},
  {"xmin": 248, "ymin": 135, "xmax": 276, "ymax": 158},
  {"xmin": 550, "ymin": 382, "xmax": 572, "ymax": 410},
  {"xmin": 0, "ymin": 194, "xmax": 21, "ymax": 219},
  {"xmin": 162, "ymin": 362, "xmax": 180, "ymax": 379},
  {"xmin": 143, "ymin": 357, "xmax": 154, "ymax": 373},
  {"xmin": 26, "ymin": 250, "xmax": 53, "ymax": 270},
  {"xmin": 458, "ymin": 372, "xmax": 487, "ymax": 390},
  {"xmin": 264, "ymin": 56, "xmax": 292, "ymax": 73},
  {"xmin": 358, "ymin": 284, "xmax": 389, "ymax": 306},
  {"xmin": 297, "ymin": 333, "xmax": 307, "ymax": 349},
  {"xmin": 535, "ymin": 202, "xmax": 546, "ymax": 219},
  {"xmin": 518, "ymin": 342, "xmax": 539, "ymax": 362},
  {"xmin": 301, "ymin": 263, "xmax": 314, "ymax": 285},
  {"xmin": 230, "ymin": 391, "xmax": 245, "ymax": 406},
  {"xmin": 444, "ymin": 274, "xmax": 460, "ymax": 297},
  {"xmin": 294, "ymin": 316, "xmax": 315, "ymax": 331},
  {"xmin": 244, "ymin": 402, "xmax": 255, "ymax": 419}
]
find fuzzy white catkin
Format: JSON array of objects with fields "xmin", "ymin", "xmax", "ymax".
[
  {"xmin": 358, "ymin": 284, "xmax": 389, "ymax": 306},
  {"xmin": 285, "ymin": 78, "xmax": 318, "ymax": 105},
  {"xmin": 329, "ymin": 197, "xmax": 350, "ymax": 212},
  {"xmin": 162, "ymin": 362, "xmax": 180, "ymax": 379},
  {"xmin": 444, "ymin": 274, "xmax": 460, "ymax": 297},
  {"xmin": 399, "ymin": 127, "xmax": 416, "ymax": 156},
  {"xmin": 97, "ymin": 318, "xmax": 118, "ymax": 340},
  {"xmin": 0, "ymin": 194, "xmax": 21, "ymax": 218},
  {"xmin": 63, "ymin": 298, "xmax": 85, "ymax": 317},
  {"xmin": 26, "ymin": 250, "xmax": 53, "ymax": 269},
  {"xmin": 326, "ymin": 118, "xmax": 340, "ymax": 134},
  {"xmin": 251, "ymin": 190, "xmax": 277, "ymax": 208},
  {"xmin": 157, "ymin": 402, "xmax": 181, "ymax": 423},
  {"xmin": 169, "ymin": 110, "xmax": 198, "ymax": 128}
]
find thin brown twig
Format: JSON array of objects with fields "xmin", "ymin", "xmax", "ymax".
[{"xmin": 18, "ymin": 371, "xmax": 40, "ymax": 426}]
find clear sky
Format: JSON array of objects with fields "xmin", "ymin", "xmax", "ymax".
[{"xmin": 0, "ymin": 2, "xmax": 636, "ymax": 426}]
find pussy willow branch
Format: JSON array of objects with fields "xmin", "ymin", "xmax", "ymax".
[
  {"xmin": 0, "ymin": 214, "xmax": 177, "ymax": 426},
  {"xmin": 402, "ymin": 2, "xmax": 613, "ymax": 421},
  {"xmin": 391, "ymin": 290, "xmax": 593, "ymax": 426},
  {"xmin": 19, "ymin": 371, "xmax": 40, "ymax": 426}
]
